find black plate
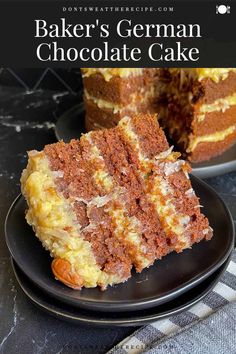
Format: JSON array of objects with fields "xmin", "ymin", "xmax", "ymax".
[
  {"xmin": 55, "ymin": 103, "xmax": 85, "ymax": 142},
  {"xmin": 191, "ymin": 144, "xmax": 236, "ymax": 179},
  {"xmin": 5, "ymin": 177, "xmax": 234, "ymax": 312},
  {"xmin": 11, "ymin": 256, "xmax": 230, "ymax": 327},
  {"xmin": 55, "ymin": 104, "xmax": 236, "ymax": 179}
]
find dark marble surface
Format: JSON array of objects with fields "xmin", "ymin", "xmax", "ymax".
[{"xmin": 0, "ymin": 86, "xmax": 235, "ymax": 354}]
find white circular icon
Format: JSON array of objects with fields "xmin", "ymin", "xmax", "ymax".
[{"xmin": 218, "ymin": 5, "xmax": 228, "ymax": 14}]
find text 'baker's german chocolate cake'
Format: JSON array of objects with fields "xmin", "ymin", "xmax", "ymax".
[
  {"xmin": 21, "ymin": 114, "xmax": 212, "ymax": 290},
  {"xmin": 82, "ymin": 68, "xmax": 236, "ymax": 162}
]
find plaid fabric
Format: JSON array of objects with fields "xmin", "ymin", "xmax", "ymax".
[{"xmin": 108, "ymin": 250, "xmax": 236, "ymax": 354}]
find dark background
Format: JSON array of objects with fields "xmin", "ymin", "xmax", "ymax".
[
  {"xmin": 0, "ymin": 1, "xmax": 235, "ymax": 67},
  {"xmin": 0, "ymin": 68, "xmax": 82, "ymax": 93}
]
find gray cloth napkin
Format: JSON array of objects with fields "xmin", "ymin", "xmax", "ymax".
[{"xmin": 108, "ymin": 250, "xmax": 236, "ymax": 354}]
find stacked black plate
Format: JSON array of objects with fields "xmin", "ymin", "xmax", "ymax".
[{"xmin": 5, "ymin": 175, "xmax": 234, "ymax": 326}]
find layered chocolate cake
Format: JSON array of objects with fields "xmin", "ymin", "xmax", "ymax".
[
  {"xmin": 82, "ymin": 68, "xmax": 160, "ymax": 131},
  {"xmin": 21, "ymin": 114, "xmax": 212, "ymax": 290},
  {"xmin": 82, "ymin": 68, "xmax": 236, "ymax": 162}
]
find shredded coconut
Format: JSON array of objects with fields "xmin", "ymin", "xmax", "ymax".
[
  {"xmin": 154, "ymin": 146, "xmax": 174, "ymax": 161},
  {"xmin": 203, "ymin": 228, "xmax": 210, "ymax": 235},
  {"xmin": 185, "ymin": 188, "xmax": 195, "ymax": 196},
  {"xmin": 161, "ymin": 160, "xmax": 186, "ymax": 176},
  {"xmin": 51, "ymin": 170, "xmax": 64, "ymax": 178}
]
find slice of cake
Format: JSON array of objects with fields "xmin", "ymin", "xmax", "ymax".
[
  {"xmin": 21, "ymin": 114, "xmax": 212, "ymax": 290},
  {"xmin": 160, "ymin": 68, "xmax": 236, "ymax": 162},
  {"xmin": 81, "ymin": 68, "xmax": 160, "ymax": 131},
  {"xmin": 82, "ymin": 68, "xmax": 236, "ymax": 162}
]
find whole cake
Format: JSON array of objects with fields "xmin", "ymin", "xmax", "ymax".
[
  {"xmin": 81, "ymin": 68, "xmax": 236, "ymax": 162},
  {"xmin": 21, "ymin": 114, "xmax": 212, "ymax": 290}
]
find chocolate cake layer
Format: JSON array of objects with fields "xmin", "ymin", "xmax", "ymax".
[
  {"xmin": 165, "ymin": 171, "xmax": 210, "ymax": 245},
  {"xmin": 192, "ymin": 105, "xmax": 236, "ymax": 136},
  {"xmin": 168, "ymin": 69, "xmax": 236, "ymax": 105},
  {"xmin": 84, "ymin": 94, "xmax": 158, "ymax": 130},
  {"xmin": 84, "ymin": 98, "xmax": 123, "ymax": 129},
  {"xmin": 82, "ymin": 69, "xmax": 159, "ymax": 105},
  {"xmin": 162, "ymin": 101, "xmax": 236, "ymax": 161},
  {"xmin": 189, "ymin": 129, "xmax": 236, "ymax": 162},
  {"xmin": 130, "ymin": 114, "xmax": 169, "ymax": 158},
  {"xmin": 196, "ymin": 71, "xmax": 236, "ymax": 105}
]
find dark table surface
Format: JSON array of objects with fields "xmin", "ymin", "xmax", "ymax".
[{"xmin": 0, "ymin": 86, "xmax": 235, "ymax": 354}]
